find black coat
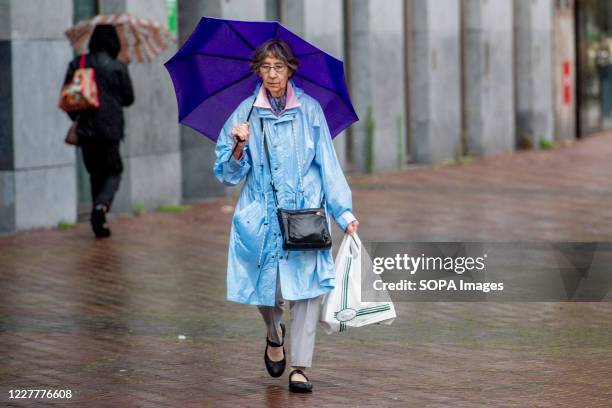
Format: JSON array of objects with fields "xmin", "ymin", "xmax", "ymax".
[{"xmin": 64, "ymin": 51, "xmax": 134, "ymax": 141}]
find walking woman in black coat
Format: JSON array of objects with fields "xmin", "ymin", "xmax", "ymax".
[{"xmin": 63, "ymin": 25, "xmax": 134, "ymax": 238}]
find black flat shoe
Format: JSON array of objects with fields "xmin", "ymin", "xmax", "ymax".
[
  {"xmin": 264, "ymin": 323, "xmax": 286, "ymax": 378},
  {"xmin": 289, "ymin": 369, "xmax": 313, "ymax": 393}
]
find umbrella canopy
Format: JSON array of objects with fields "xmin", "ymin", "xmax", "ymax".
[
  {"xmin": 164, "ymin": 16, "xmax": 358, "ymax": 141},
  {"xmin": 65, "ymin": 14, "xmax": 175, "ymax": 64}
]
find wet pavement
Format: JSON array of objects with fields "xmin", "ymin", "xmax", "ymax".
[{"xmin": 1, "ymin": 133, "xmax": 612, "ymax": 407}]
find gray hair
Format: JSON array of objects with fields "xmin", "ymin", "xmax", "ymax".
[{"xmin": 250, "ymin": 38, "xmax": 299, "ymax": 75}]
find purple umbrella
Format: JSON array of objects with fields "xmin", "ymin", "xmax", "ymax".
[{"xmin": 164, "ymin": 16, "xmax": 358, "ymax": 141}]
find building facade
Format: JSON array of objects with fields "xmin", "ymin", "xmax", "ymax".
[{"xmin": 0, "ymin": 0, "xmax": 607, "ymax": 233}]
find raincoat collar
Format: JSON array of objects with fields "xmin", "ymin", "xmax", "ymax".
[{"xmin": 253, "ymin": 80, "xmax": 301, "ymax": 119}]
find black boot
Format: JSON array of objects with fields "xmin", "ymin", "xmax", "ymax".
[{"xmin": 91, "ymin": 205, "xmax": 111, "ymax": 238}]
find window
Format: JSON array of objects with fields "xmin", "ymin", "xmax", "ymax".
[
  {"xmin": 266, "ymin": 0, "xmax": 281, "ymax": 21},
  {"xmin": 73, "ymin": 0, "xmax": 98, "ymax": 24}
]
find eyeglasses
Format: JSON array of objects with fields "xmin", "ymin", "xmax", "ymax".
[{"xmin": 260, "ymin": 64, "xmax": 287, "ymax": 74}]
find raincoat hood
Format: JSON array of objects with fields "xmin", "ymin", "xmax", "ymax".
[
  {"xmin": 253, "ymin": 79, "xmax": 302, "ymax": 102},
  {"xmin": 89, "ymin": 24, "xmax": 120, "ymax": 59}
]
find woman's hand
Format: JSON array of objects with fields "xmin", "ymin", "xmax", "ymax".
[
  {"xmin": 345, "ymin": 220, "xmax": 359, "ymax": 235},
  {"xmin": 231, "ymin": 122, "xmax": 250, "ymax": 160}
]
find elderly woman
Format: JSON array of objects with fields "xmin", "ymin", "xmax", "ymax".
[{"xmin": 214, "ymin": 39, "xmax": 358, "ymax": 393}]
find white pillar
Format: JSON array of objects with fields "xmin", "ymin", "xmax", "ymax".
[
  {"xmin": 283, "ymin": 0, "xmax": 348, "ymax": 167},
  {"xmin": 552, "ymin": 1, "xmax": 576, "ymax": 142},
  {"xmin": 514, "ymin": 0, "xmax": 554, "ymax": 148},
  {"xmin": 351, "ymin": 0, "xmax": 405, "ymax": 172},
  {"xmin": 0, "ymin": 0, "xmax": 76, "ymax": 232},
  {"xmin": 463, "ymin": 0, "xmax": 515, "ymax": 157},
  {"xmin": 410, "ymin": 0, "xmax": 462, "ymax": 164}
]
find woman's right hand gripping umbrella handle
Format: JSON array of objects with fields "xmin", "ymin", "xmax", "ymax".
[{"xmin": 229, "ymin": 101, "xmax": 256, "ymax": 160}]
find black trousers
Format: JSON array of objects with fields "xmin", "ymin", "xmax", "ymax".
[{"xmin": 80, "ymin": 138, "xmax": 123, "ymax": 211}]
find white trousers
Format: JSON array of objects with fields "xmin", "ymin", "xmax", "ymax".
[{"xmin": 257, "ymin": 269, "xmax": 323, "ymax": 367}]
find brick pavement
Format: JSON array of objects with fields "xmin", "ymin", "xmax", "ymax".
[{"xmin": 1, "ymin": 133, "xmax": 612, "ymax": 407}]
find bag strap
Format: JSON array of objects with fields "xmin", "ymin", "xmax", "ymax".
[
  {"xmin": 290, "ymin": 119, "xmax": 304, "ymax": 195},
  {"xmin": 261, "ymin": 118, "xmax": 280, "ymax": 208}
]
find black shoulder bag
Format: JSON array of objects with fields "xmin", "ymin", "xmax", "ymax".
[{"xmin": 261, "ymin": 118, "xmax": 332, "ymax": 251}]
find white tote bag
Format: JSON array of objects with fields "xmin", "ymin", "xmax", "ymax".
[{"xmin": 319, "ymin": 233, "xmax": 396, "ymax": 334}]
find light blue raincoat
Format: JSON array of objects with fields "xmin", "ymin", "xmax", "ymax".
[{"xmin": 214, "ymin": 80, "xmax": 356, "ymax": 306}]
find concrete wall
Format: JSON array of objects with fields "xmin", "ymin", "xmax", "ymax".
[
  {"xmin": 222, "ymin": 0, "xmax": 265, "ymax": 20},
  {"xmin": 410, "ymin": 0, "xmax": 462, "ymax": 164},
  {"xmin": 514, "ymin": 0, "xmax": 554, "ymax": 148},
  {"xmin": 283, "ymin": 0, "xmax": 347, "ymax": 167},
  {"xmin": 351, "ymin": 0, "xmax": 405, "ymax": 172},
  {"xmin": 462, "ymin": 0, "xmax": 515, "ymax": 157},
  {"xmin": 0, "ymin": 0, "xmax": 76, "ymax": 233},
  {"xmin": 99, "ymin": 0, "xmax": 182, "ymax": 213}
]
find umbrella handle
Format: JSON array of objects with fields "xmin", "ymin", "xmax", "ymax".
[
  {"xmin": 228, "ymin": 99, "xmax": 256, "ymax": 161},
  {"xmin": 229, "ymin": 137, "xmax": 242, "ymax": 160},
  {"xmin": 246, "ymin": 99, "xmax": 255, "ymax": 122}
]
